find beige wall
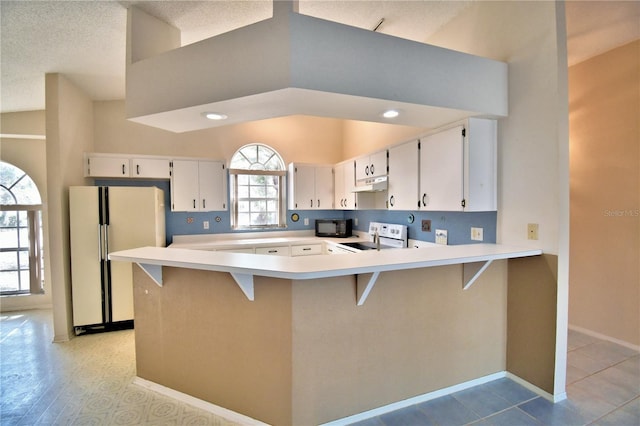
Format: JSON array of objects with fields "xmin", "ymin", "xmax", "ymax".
[
  {"xmin": 507, "ymin": 255, "xmax": 559, "ymax": 394},
  {"xmin": 94, "ymin": 100, "xmax": 344, "ymax": 165},
  {"xmin": 424, "ymin": 1, "xmax": 569, "ymax": 397},
  {"xmin": 0, "ymin": 111, "xmax": 53, "ymax": 311},
  {"xmin": 569, "ymin": 40, "xmax": 640, "ymax": 346},
  {"xmin": 45, "ymin": 73, "xmax": 94, "ymax": 341},
  {"xmin": 133, "ymin": 261, "xmax": 508, "ymax": 425},
  {"xmin": 341, "ymin": 120, "xmax": 426, "ymax": 160}
]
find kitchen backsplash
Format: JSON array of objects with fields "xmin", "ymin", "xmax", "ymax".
[{"xmin": 95, "ymin": 180, "xmax": 496, "ymax": 246}]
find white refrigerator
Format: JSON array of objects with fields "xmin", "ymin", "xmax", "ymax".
[{"xmin": 69, "ymin": 186, "xmax": 165, "ymax": 334}]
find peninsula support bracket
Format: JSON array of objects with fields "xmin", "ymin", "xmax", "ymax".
[
  {"xmin": 230, "ymin": 273, "xmax": 255, "ymax": 301},
  {"xmin": 462, "ymin": 260, "xmax": 494, "ymax": 290},
  {"xmin": 138, "ymin": 263, "xmax": 163, "ymax": 287},
  {"xmin": 356, "ymin": 271, "xmax": 381, "ymax": 306}
]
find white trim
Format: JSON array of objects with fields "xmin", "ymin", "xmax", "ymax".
[
  {"xmin": 320, "ymin": 372, "xmax": 507, "ymax": 426},
  {"xmin": 133, "ymin": 377, "xmax": 269, "ymax": 426},
  {"xmin": 0, "ymin": 133, "xmax": 46, "ymax": 140},
  {"xmin": 569, "ymin": 324, "xmax": 640, "ymax": 352},
  {"xmin": 505, "ymin": 372, "xmax": 566, "ymax": 403},
  {"xmin": 133, "ymin": 372, "xmax": 562, "ymax": 426}
]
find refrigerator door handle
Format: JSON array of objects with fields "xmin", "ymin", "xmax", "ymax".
[
  {"xmin": 104, "ymin": 224, "xmax": 109, "ymax": 256},
  {"xmin": 98, "ymin": 224, "xmax": 103, "ymax": 261}
]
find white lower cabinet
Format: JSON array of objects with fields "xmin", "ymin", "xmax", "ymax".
[
  {"xmin": 255, "ymin": 246, "xmax": 290, "ymax": 256},
  {"xmin": 218, "ymin": 248, "xmax": 255, "ymax": 254},
  {"xmin": 291, "ymin": 244, "xmax": 323, "ymax": 256}
]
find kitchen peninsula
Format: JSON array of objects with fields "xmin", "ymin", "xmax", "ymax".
[{"xmin": 110, "ymin": 239, "xmax": 542, "ymax": 425}]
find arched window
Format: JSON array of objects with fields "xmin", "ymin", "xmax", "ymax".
[
  {"xmin": 229, "ymin": 144, "xmax": 286, "ymax": 229},
  {"xmin": 0, "ymin": 161, "xmax": 44, "ymax": 295}
]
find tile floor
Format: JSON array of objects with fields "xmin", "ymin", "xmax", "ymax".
[{"xmin": 0, "ymin": 309, "xmax": 638, "ymax": 425}]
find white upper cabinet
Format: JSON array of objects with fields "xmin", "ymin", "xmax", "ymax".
[
  {"xmin": 198, "ymin": 160, "xmax": 227, "ymax": 211},
  {"xmin": 334, "ymin": 160, "xmax": 356, "ymax": 210},
  {"xmin": 171, "ymin": 159, "xmax": 227, "ymax": 212},
  {"xmin": 387, "ymin": 140, "xmax": 419, "ymax": 210},
  {"xmin": 355, "ymin": 150, "xmax": 387, "ymax": 181},
  {"xmin": 131, "ymin": 157, "xmax": 171, "ymax": 179},
  {"xmin": 86, "ymin": 154, "xmax": 130, "ymax": 178},
  {"xmin": 419, "ymin": 118, "xmax": 497, "ymax": 212},
  {"xmin": 288, "ymin": 163, "xmax": 334, "ymax": 210},
  {"xmin": 86, "ymin": 153, "xmax": 170, "ymax": 179}
]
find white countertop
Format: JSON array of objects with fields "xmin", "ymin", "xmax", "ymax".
[{"xmin": 109, "ymin": 243, "xmax": 542, "ymax": 281}]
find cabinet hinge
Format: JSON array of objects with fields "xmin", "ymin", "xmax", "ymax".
[{"xmin": 462, "ymin": 128, "xmax": 466, "ymax": 137}]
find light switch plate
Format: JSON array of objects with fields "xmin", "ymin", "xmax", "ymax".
[
  {"xmin": 435, "ymin": 229, "xmax": 448, "ymax": 245},
  {"xmin": 203, "ymin": 221, "xmax": 209, "ymax": 230},
  {"xmin": 304, "ymin": 218, "xmax": 309, "ymax": 226},
  {"xmin": 471, "ymin": 227, "xmax": 483, "ymax": 241}
]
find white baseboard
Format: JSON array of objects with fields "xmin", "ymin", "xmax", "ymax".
[
  {"xmin": 134, "ymin": 372, "xmax": 563, "ymax": 426},
  {"xmin": 321, "ymin": 372, "xmax": 508, "ymax": 426},
  {"xmin": 504, "ymin": 372, "xmax": 566, "ymax": 403},
  {"xmin": 132, "ymin": 377, "xmax": 269, "ymax": 426},
  {"xmin": 569, "ymin": 324, "xmax": 640, "ymax": 352}
]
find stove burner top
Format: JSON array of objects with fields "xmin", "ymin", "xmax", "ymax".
[{"xmin": 340, "ymin": 242, "xmax": 393, "ymax": 251}]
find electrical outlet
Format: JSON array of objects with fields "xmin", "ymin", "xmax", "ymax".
[
  {"xmin": 354, "ymin": 217, "xmax": 358, "ymax": 226},
  {"xmin": 471, "ymin": 227, "xmax": 483, "ymax": 241},
  {"xmin": 304, "ymin": 218, "xmax": 309, "ymax": 226},
  {"xmin": 527, "ymin": 223, "xmax": 539, "ymax": 240},
  {"xmin": 435, "ymin": 229, "xmax": 448, "ymax": 245},
  {"xmin": 422, "ymin": 220, "xmax": 431, "ymax": 232},
  {"xmin": 203, "ymin": 220, "xmax": 209, "ymax": 230}
]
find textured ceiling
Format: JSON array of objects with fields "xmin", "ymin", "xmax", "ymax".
[{"xmin": 1, "ymin": 0, "xmax": 638, "ymax": 114}]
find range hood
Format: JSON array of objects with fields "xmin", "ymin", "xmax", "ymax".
[
  {"xmin": 352, "ymin": 176, "xmax": 388, "ymax": 193},
  {"xmin": 126, "ymin": 2, "xmax": 508, "ymax": 133}
]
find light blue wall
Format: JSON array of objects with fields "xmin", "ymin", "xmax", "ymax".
[{"xmin": 96, "ymin": 179, "xmax": 496, "ymax": 245}]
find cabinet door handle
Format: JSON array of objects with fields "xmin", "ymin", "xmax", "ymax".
[
  {"xmin": 422, "ymin": 193, "xmax": 428, "ymax": 206},
  {"xmin": 317, "ymin": 199, "xmax": 320, "ymax": 208},
  {"xmin": 365, "ymin": 165, "xmax": 369, "ymax": 176},
  {"xmin": 193, "ymin": 199, "xmax": 196, "ymax": 209},
  {"xmin": 136, "ymin": 164, "xmax": 140, "ymax": 175},
  {"xmin": 370, "ymin": 164, "xmax": 374, "ymax": 175},
  {"xmin": 389, "ymin": 195, "xmax": 395, "ymax": 207},
  {"xmin": 310, "ymin": 199, "xmax": 313, "ymax": 208},
  {"xmin": 202, "ymin": 199, "xmax": 206, "ymax": 209},
  {"xmin": 268, "ymin": 250, "xmax": 278, "ymax": 253},
  {"xmin": 122, "ymin": 164, "xmax": 126, "ymax": 175},
  {"xmin": 303, "ymin": 247, "xmax": 311, "ymax": 251}
]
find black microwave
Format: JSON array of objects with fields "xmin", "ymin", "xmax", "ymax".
[{"xmin": 315, "ymin": 219, "xmax": 352, "ymax": 238}]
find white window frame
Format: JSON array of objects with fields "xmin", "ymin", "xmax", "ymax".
[{"xmin": 229, "ymin": 144, "xmax": 287, "ymax": 230}]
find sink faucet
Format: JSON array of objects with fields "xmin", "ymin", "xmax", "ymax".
[{"xmin": 373, "ymin": 231, "xmax": 380, "ymax": 251}]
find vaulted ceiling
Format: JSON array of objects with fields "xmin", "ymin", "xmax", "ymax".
[{"xmin": 1, "ymin": 0, "xmax": 638, "ymax": 114}]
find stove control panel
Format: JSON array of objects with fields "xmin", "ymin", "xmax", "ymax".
[{"xmin": 369, "ymin": 222, "xmax": 408, "ymax": 247}]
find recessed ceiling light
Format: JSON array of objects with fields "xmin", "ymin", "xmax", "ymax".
[
  {"xmin": 382, "ymin": 109, "xmax": 400, "ymax": 119},
  {"xmin": 203, "ymin": 112, "xmax": 228, "ymax": 120}
]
